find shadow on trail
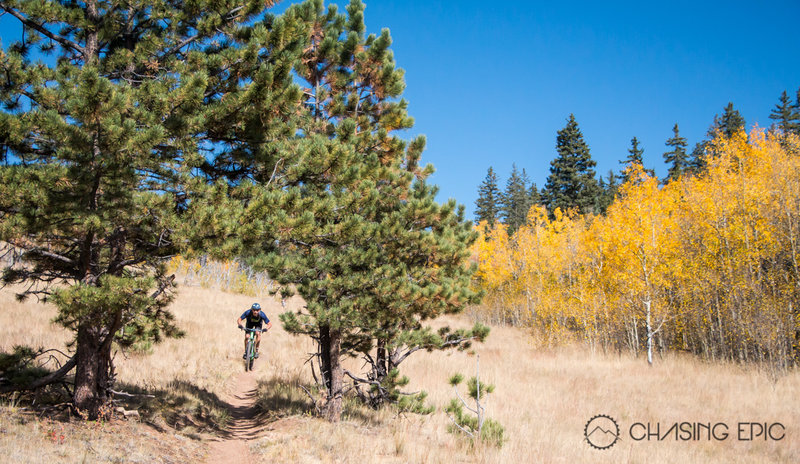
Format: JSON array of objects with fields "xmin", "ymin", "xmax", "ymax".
[
  {"xmin": 252, "ymin": 376, "xmax": 314, "ymax": 419},
  {"xmin": 138, "ymin": 374, "xmax": 316, "ymax": 441},
  {"xmin": 114, "ymin": 380, "xmax": 233, "ymax": 437}
]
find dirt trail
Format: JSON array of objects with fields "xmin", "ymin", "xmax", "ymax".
[{"xmin": 204, "ymin": 371, "xmax": 267, "ymax": 464}]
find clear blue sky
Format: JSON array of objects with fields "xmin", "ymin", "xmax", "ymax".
[
  {"xmin": 313, "ymin": 0, "xmax": 800, "ymax": 219},
  {"xmin": 3, "ymin": 1, "xmax": 799, "ymax": 220}
]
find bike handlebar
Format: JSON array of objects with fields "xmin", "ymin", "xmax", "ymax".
[{"xmin": 240, "ymin": 326, "xmax": 266, "ymax": 333}]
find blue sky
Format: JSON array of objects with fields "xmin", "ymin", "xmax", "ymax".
[
  {"xmin": 309, "ymin": 0, "xmax": 800, "ymax": 218},
  {"xmin": 3, "ymin": 1, "xmax": 799, "ymax": 220}
]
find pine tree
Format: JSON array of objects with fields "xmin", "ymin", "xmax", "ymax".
[
  {"xmin": 663, "ymin": 123, "xmax": 689, "ymax": 183},
  {"xmin": 624, "ymin": 137, "xmax": 645, "ymax": 165},
  {"xmin": 234, "ymin": 0, "xmax": 482, "ymax": 421},
  {"xmin": 690, "ymin": 102, "xmax": 746, "ymax": 174},
  {"xmin": 541, "ymin": 114, "xmax": 600, "ymax": 216},
  {"xmin": 716, "ymin": 102, "xmax": 746, "ymax": 138},
  {"xmin": 0, "ymin": 0, "xmax": 277, "ymax": 418},
  {"xmin": 475, "ymin": 167, "xmax": 501, "ymax": 228},
  {"xmin": 501, "ymin": 164, "xmax": 531, "ymax": 233},
  {"xmin": 795, "ymin": 87, "xmax": 800, "ymax": 134},
  {"xmin": 620, "ymin": 136, "xmax": 653, "ymax": 182},
  {"xmin": 597, "ymin": 170, "xmax": 619, "ymax": 213},
  {"xmin": 528, "ymin": 182, "xmax": 541, "ymax": 210},
  {"xmin": 769, "ymin": 90, "xmax": 800, "ymax": 135}
]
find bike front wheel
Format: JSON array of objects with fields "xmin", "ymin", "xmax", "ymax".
[{"xmin": 245, "ymin": 338, "xmax": 254, "ymax": 372}]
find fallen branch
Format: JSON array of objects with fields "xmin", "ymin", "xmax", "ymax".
[{"xmin": 109, "ymin": 389, "xmax": 155, "ymax": 399}]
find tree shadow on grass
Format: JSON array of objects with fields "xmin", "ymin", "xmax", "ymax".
[
  {"xmin": 253, "ymin": 376, "xmax": 315, "ymax": 420},
  {"xmin": 112, "ymin": 380, "xmax": 233, "ymax": 438}
]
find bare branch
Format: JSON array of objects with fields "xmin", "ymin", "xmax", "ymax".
[{"xmin": 109, "ymin": 389, "xmax": 155, "ymax": 399}]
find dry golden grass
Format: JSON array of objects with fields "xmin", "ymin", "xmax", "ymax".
[{"xmin": 1, "ymin": 282, "xmax": 799, "ymax": 463}]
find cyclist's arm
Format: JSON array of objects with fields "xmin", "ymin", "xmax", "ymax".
[
  {"xmin": 237, "ymin": 316, "xmax": 245, "ymax": 327},
  {"xmin": 265, "ymin": 321, "xmax": 273, "ymax": 331}
]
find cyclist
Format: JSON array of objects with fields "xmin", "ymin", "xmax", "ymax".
[{"xmin": 237, "ymin": 303, "xmax": 272, "ymax": 359}]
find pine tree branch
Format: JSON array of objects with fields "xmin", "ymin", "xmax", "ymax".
[
  {"xmin": 0, "ymin": 4, "xmax": 85, "ymax": 57},
  {"xmin": 0, "ymin": 355, "xmax": 76, "ymax": 394},
  {"xmin": 24, "ymin": 247, "xmax": 77, "ymax": 266},
  {"xmin": 453, "ymin": 385, "xmax": 478, "ymax": 415},
  {"xmin": 391, "ymin": 335, "xmax": 477, "ymax": 367},
  {"xmin": 445, "ymin": 412, "xmax": 474, "ymax": 438}
]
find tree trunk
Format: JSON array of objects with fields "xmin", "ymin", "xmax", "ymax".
[
  {"xmin": 645, "ymin": 299, "xmax": 653, "ymax": 366},
  {"xmin": 319, "ymin": 325, "xmax": 343, "ymax": 422},
  {"xmin": 73, "ymin": 324, "xmax": 113, "ymax": 419},
  {"xmin": 376, "ymin": 338, "xmax": 387, "ymax": 380}
]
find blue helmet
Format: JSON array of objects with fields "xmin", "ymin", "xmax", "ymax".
[{"xmin": 251, "ymin": 303, "xmax": 261, "ymax": 311}]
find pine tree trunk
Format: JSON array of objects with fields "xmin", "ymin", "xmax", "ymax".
[
  {"xmin": 376, "ymin": 338, "xmax": 387, "ymax": 380},
  {"xmin": 319, "ymin": 325, "xmax": 343, "ymax": 422},
  {"xmin": 73, "ymin": 324, "xmax": 112, "ymax": 419}
]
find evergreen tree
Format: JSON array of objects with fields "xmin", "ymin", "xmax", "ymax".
[
  {"xmin": 501, "ymin": 164, "xmax": 531, "ymax": 233},
  {"xmin": 541, "ymin": 114, "xmax": 600, "ymax": 216},
  {"xmin": 475, "ymin": 167, "xmax": 501, "ymax": 228},
  {"xmin": 0, "ymin": 0, "xmax": 277, "ymax": 418},
  {"xmin": 716, "ymin": 102, "xmax": 746, "ymax": 138},
  {"xmin": 690, "ymin": 102, "xmax": 746, "ymax": 174},
  {"xmin": 769, "ymin": 90, "xmax": 800, "ymax": 135},
  {"xmin": 528, "ymin": 182, "xmax": 541, "ymax": 210},
  {"xmin": 234, "ymin": 0, "xmax": 482, "ymax": 421},
  {"xmin": 795, "ymin": 87, "xmax": 800, "ymax": 134},
  {"xmin": 624, "ymin": 137, "xmax": 645, "ymax": 165},
  {"xmin": 663, "ymin": 123, "xmax": 689, "ymax": 183},
  {"xmin": 597, "ymin": 170, "xmax": 619, "ymax": 213},
  {"xmin": 620, "ymin": 136, "xmax": 653, "ymax": 182}
]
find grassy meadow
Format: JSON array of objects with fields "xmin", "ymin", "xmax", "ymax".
[{"xmin": 1, "ymin": 279, "xmax": 799, "ymax": 463}]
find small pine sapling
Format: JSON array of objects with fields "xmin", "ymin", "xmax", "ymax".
[{"xmin": 444, "ymin": 355, "xmax": 505, "ymax": 447}]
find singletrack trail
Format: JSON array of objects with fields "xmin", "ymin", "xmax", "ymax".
[{"xmin": 204, "ymin": 371, "xmax": 266, "ymax": 463}]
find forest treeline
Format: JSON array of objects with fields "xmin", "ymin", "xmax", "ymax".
[
  {"xmin": 476, "ymin": 94, "xmax": 800, "ymax": 233},
  {"xmin": 473, "ymin": 128, "xmax": 800, "ymax": 367}
]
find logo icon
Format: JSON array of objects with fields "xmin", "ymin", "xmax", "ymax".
[{"xmin": 585, "ymin": 414, "xmax": 620, "ymax": 450}]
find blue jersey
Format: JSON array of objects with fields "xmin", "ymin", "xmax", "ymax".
[{"xmin": 241, "ymin": 310, "xmax": 270, "ymax": 328}]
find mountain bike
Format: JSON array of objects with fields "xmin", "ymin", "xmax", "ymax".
[{"xmin": 240, "ymin": 327, "xmax": 263, "ymax": 372}]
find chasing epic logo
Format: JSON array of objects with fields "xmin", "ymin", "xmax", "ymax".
[{"xmin": 585, "ymin": 414, "xmax": 786, "ymax": 450}]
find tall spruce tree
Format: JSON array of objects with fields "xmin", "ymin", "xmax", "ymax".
[
  {"xmin": 0, "ymin": 0, "xmax": 277, "ymax": 417},
  {"xmin": 475, "ymin": 167, "xmax": 501, "ymax": 228},
  {"xmin": 597, "ymin": 170, "xmax": 619, "ymax": 213},
  {"xmin": 528, "ymin": 182, "xmax": 541, "ymax": 211},
  {"xmin": 541, "ymin": 114, "xmax": 600, "ymax": 216},
  {"xmin": 663, "ymin": 123, "xmax": 689, "ymax": 183},
  {"xmin": 501, "ymin": 164, "xmax": 531, "ymax": 233},
  {"xmin": 624, "ymin": 137, "xmax": 645, "ymax": 165},
  {"xmin": 795, "ymin": 87, "xmax": 800, "ymax": 134},
  {"xmin": 716, "ymin": 102, "xmax": 746, "ymax": 138},
  {"xmin": 620, "ymin": 136, "xmax": 653, "ymax": 182},
  {"xmin": 690, "ymin": 102, "xmax": 746, "ymax": 174},
  {"xmin": 770, "ymin": 90, "xmax": 800, "ymax": 135},
  {"xmin": 233, "ymin": 0, "xmax": 482, "ymax": 421}
]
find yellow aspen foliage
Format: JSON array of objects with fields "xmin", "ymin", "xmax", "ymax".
[{"xmin": 472, "ymin": 129, "xmax": 800, "ymax": 366}]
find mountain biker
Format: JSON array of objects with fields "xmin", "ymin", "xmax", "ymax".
[{"xmin": 237, "ymin": 303, "xmax": 272, "ymax": 359}]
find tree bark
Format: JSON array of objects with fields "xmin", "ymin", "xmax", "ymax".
[
  {"xmin": 376, "ymin": 338, "xmax": 387, "ymax": 380},
  {"xmin": 73, "ymin": 324, "xmax": 113, "ymax": 419},
  {"xmin": 318, "ymin": 324, "xmax": 343, "ymax": 422}
]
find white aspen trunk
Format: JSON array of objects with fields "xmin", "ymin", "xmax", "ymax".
[{"xmin": 646, "ymin": 299, "xmax": 653, "ymax": 366}]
